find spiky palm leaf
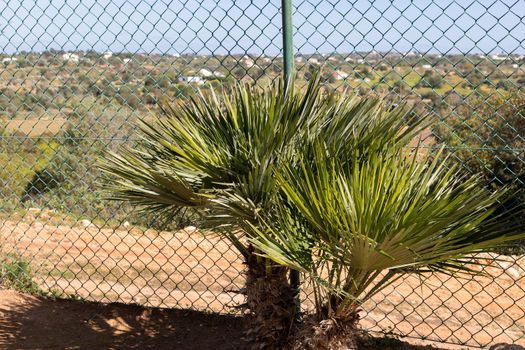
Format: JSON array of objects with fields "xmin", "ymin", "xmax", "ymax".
[
  {"xmin": 246, "ymin": 144, "xmax": 525, "ymax": 324},
  {"xmin": 100, "ymin": 75, "xmax": 428, "ymax": 255},
  {"xmin": 101, "ymin": 77, "xmax": 317, "ymax": 254}
]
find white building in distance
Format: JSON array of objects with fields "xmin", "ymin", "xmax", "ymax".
[
  {"xmin": 491, "ymin": 54, "xmax": 507, "ymax": 61},
  {"xmin": 1, "ymin": 57, "xmax": 17, "ymax": 63},
  {"xmin": 333, "ymin": 71, "xmax": 349, "ymax": 80},
  {"xmin": 179, "ymin": 76, "xmax": 204, "ymax": 85},
  {"xmin": 199, "ymin": 68, "xmax": 213, "ymax": 77},
  {"xmin": 61, "ymin": 53, "xmax": 79, "ymax": 62},
  {"xmin": 242, "ymin": 56, "xmax": 255, "ymax": 68}
]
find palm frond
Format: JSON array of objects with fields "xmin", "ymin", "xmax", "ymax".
[
  {"xmin": 246, "ymin": 143, "xmax": 525, "ymax": 310},
  {"xmin": 100, "ymin": 73, "xmax": 429, "ymax": 236}
]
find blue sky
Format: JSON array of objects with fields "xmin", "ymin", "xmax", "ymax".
[{"xmin": 0, "ymin": 0, "xmax": 523, "ymax": 55}]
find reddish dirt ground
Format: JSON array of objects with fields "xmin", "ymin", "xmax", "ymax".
[
  {"xmin": 0, "ymin": 290, "xmax": 464, "ymax": 350},
  {"xmin": 0, "ymin": 290, "xmax": 247, "ymax": 350},
  {"xmin": 1, "ymin": 215, "xmax": 524, "ymax": 348},
  {"xmin": 3, "ymin": 118, "xmax": 68, "ymax": 137}
]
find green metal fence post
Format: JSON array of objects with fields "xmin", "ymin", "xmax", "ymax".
[
  {"xmin": 281, "ymin": 0, "xmax": 300, "ymax": 316},
  {"xmin": 282, "ymin": 0, "xmax": 294, "ymax": 88}
]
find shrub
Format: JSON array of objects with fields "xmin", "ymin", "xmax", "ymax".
[
  {"xmin": 435, "ymin": 92, "xmax": 525, "ymax": 252},
  {"xmin": 417, "ymin": 70, "xmax": 443, "ymax": 89},
  {"xmin": 0, "ymin": 253, "xmax": 41, "ymax": 294}
]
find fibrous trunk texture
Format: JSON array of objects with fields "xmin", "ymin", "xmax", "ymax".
[
  {"xmin": 292, "ymin": 309, "xmax": 360, "ymax": 350},
  {"xmin": 244, "ymin": 251, "xmax": 297, "ymax": 350}
]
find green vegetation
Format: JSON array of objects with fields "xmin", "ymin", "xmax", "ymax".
[
  {"xmin": 437, "ymin": 93, "xmax": 525, "ymax": 192},
  {"xmin": 436, "ymin": 92, "xmax": 525, "ymax": 253},
  {"xmin": 0, "ymin": 101, "xmax": 192, "ymax": 228},
  {"xmin": 101, "ymin": 75, "xmax": 524, "ymax": 349},
  {"xmin": 0, "ymin": 105, "xmax": 133, "ymax": 224},
  {"xmin": 100, "ymin": 76, "xmax": 331, "ymax": 347},
  {"xmin": 246, "ymin": 145, "xmax": 524, "ymax": 349},
  {"xmin": 0, "ymin": 253, "xmax": 41, "ymax": 294},
  {"xmin": 0, "ymin": 51, "xmax": 523, "ymax": 232}
]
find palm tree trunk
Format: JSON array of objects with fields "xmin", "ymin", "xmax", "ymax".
[
  {"xmin": 244, "ymin": 250, "xmax": 297, "ymax": 349},
  {"xmin": 292, "ymin": 304, "xmax": 360, "ymax": 350}
]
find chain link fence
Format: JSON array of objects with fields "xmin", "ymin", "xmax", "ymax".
[{"xmin": 0, "ymin": 0, "xmax": 523, "ymax": 348}]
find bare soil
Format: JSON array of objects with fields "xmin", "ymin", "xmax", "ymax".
[
  {"xmin": 0, "ymin": 290, "xmax": 247, "ymax": 350},
  {"xmin": 1, "ymin": 215, "xmax": 524, "ymax": 348},
  {"xmin": 3, "ymin": 118, "xmax": 68, "ymax": 137},
  {"xmin": 0, "ymin": 290, "xmax": 461, "ymax": 350}
]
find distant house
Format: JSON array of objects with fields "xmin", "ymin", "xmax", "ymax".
[
  {"xmin": 197, "ymin": 69, "xmax": 225, "ymax": 79},
  {"xmin": 199, "ymin": 68, "xmax": 213, "ymax": 77},
  {"xmin": 61, "ymin": 53, "xmax": 79, "ymax": 62},
  {"xmin": 422, "ymin": 64, "xmax": 432, "ymax": 70},
  {"xmin": 243, "ymin": 59, "xmax": 254, "ymax": 68},
  {"xmin": 103, "ymin": 51, "xmax": 113, "ymax": 59},
  {"xmin": 178, "ymin": 76, "xmax": 204, "ymax": 85},
  {"xmin": 308, "ymin": 58, "xmax": 320, "ymax": 65},
  {"xmin": 491, "ymin": 54, "xmax": 507, "ymax": 61},
  {"xmin": 123, "ymin": 58, "xmax": 131, "ymax": 64},
  {"xmin": 327, "ymin": 56, "xmax": 338, "ymax": 62},
  {"xmin": 1, "ymin": 57, "xmax": 17, "ymax": 63},
  {"xmin": 333, "ymin": 71, "xmax": 349, "ymax": 80}
]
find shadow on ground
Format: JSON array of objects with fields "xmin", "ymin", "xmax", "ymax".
[
  {"xmin": 0, "ymin": 290, "xmax": 248, "ymax": 350},
  {"xmin": 3, "ymin": 289, "xmax": 514, "ymax": 350}
]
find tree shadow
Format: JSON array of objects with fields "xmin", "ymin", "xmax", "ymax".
[{"xmin": 0, "ymin": 290, "xmax": 248, "ymax": 350}]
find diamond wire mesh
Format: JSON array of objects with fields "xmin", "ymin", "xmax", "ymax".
[
  {"xmin": 0, "ymin": 0, "xmax": 523, "ymax": 348},
  {"xmin": 292, "ymin": 0, "xmax": 525, "ymax": 347},
  {"xmin": 0, "ymin": 0, "xmax": 283, "ymax": 314}
]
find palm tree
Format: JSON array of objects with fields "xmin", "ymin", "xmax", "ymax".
[
  {"xmin": 245, "ymin": 141, "xmax": 525, "ymax": 349},
  {"xmin": 99, "ymin": 74, "xmax": 430, "ymax": 348}
]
